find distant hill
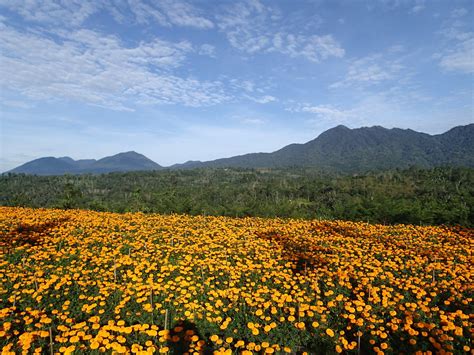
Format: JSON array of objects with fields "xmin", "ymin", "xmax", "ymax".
[
  {"xmin": 172, "ymin": 124, "xmax": 474, "ymax": 172},
  {"xmin": 9, "ymin": 151, "xmax": 162, "ymax": 175},
  {"xmin": 6, "ymin": 124, "xmax": 474, "ymax": 175}
]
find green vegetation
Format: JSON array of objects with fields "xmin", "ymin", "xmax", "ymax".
[{"xmin": 2, "ymin": 166, "xmax": 472, "ymax": 226}]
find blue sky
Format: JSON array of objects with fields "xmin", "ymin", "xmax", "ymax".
[{"xmin": 0, "ymin": 0, "xmax": 473, "ymax": 171}]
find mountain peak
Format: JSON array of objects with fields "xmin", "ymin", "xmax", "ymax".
[
  {"xmin": 332, "ymin": 124, "xmax": 350, "ymax": 131},
  {"xmin": 117, "ymin": 151, "xmax": 141, "ymax": 156}
]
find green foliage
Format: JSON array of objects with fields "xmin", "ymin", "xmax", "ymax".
[{"xmin": 1, "ymin": 166, "xmax": 472, "ymax": 226}]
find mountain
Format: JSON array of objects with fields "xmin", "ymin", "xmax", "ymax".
[
  {"xmin": 7, "ymin": 124, "xmax": 474, "ymax": 175},
  {"xmin": 172, "ymin": 124, "xmax": 474, "ymax": 172},
  {"xmin": 9, "ymin": 157, "xmax": 79, "ymax": 175},
  {"xmin": 90, "ymin": 151, "xmax": 161, "ymax": 174},
  {"xmin": 9, "ymin": 151, "xmax": 162, "ymax": 175}
]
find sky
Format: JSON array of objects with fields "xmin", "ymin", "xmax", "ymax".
[{"xmin": 0, "ymin": 0, "xmax": 473, "ymax": 171}]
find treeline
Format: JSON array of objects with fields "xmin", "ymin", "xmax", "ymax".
[{"xmin": 1, "ymin": 166, "xmax": 472, "ymax": 226}]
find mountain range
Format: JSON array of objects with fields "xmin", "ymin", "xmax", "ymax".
[
  {"xmin": 7, "ymin": 124, "xmax": 474, "ymax": 175},
  {"xmin": 8, "ymin": 151, "xmax": 162, "ymax": 175}
]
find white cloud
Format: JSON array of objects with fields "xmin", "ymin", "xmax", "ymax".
[
  {"xmin": 302, "ymin": 95, "xmax": 472, "ymax": 135},
  {"xmin": 0, "ymin": 100, "xmax": 34, "ymax": 109},
  {"xmin": 330, "ymin": 54, "xmax": 404, "ymax": 89},
  {"xmin": 410, "ymin": 0, "xmax": 425, "ymax": 14},
  {"xmin": 292, "ymin": 83, "xmax": 438, "ymax": 129},
  {"xmin": 0, "ymin": 0, "xmax": 99, "ymax": 26},
  {"xmin": 216, "ymin": 0, "xmax": 344, "ymax": 62},
  {"xmin": 241, "ymin": 118, "xmax": 265, "ymax": 125},
  {"xmin": 269, "ymin": 33, "xmax": 344, "ymax": 62},
  {"xmin": 300, "ymin": 105, "xmax": 353, "ymax": 122},
  {"xmin": 124, "ymin": 0, "xmax": 169, "ymax": 26},
  {"xmin": 198, "ymin": 44, "xmax": 216, "ymax": 57},
  {"xmin": 227, "ymin": 79, "xmax": 276, "ymax": 102},
  {"xmin": 366, "ymin": 0, "xmax": 429, "ymax": 14},
  {"xmin": 438, "ymin": 37, "xmax": 474, "ymax": 73},
  {"xmin": 387, "ymin": 44, "xmax": 405, "ymax": 53},
  {"xmin": 0, "ymin": 23, "xmax": 229, "ymax": 110},
  {"xmin": 123, "ymin": 0, "xmax": 214, "ymax": 29},
  {"xmin": 248, "ymin": 95, "xmax": 277, "ymax": 104},
  {"xmin": 157, "ymin": 0, "xmax": 213, "ymax": 29},
  {"xmin": 451, "ymin": 8, "xmax": 468, "ymax": 18},
  {"xmin": 229, "ymin": 79, "xmax": 256, "ymax": 93},
  {"xmin": 0, "ymin": 0, "xmax": 214, "ymax": 29},
  {"xmin": 436, "ymin": 16, "xmax": 474, "ymax": 74}
]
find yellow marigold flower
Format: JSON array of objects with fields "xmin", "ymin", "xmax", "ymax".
[
  {"xmin": 235, "ymin": 340, "xmax": 245, "ymax": 347},
  {"xmin": 146, "ymin": 329, "xmax": 157, "ymax": 337},
  {"xmin": 39, "ymin": 330, "xmax": 49, "ymax": 338},
  {"xmin": 41, "ymin": 317, "xmax": 52, "ymax": 324}
]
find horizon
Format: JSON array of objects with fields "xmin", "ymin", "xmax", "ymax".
[
  {"xmin": 6, "ymin": 122, "xmax": 472, "ymax": 170},
  {"xmin": 1, "ymin": 0, "xmax": 473, "ymax": 171}
]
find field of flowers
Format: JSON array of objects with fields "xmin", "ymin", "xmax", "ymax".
[{"xmin": 0, "ymin": 207, "xmax": 472, "ymax": 354}]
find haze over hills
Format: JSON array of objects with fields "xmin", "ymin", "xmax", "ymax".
[{"xmin": 7, "ymin": 124, "xmax": 474, "ymax": 175}]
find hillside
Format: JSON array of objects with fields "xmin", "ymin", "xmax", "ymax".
[
  {"xmin": 8, "ymin": 151, "xmax": 162, "ymax": 175},
  {"xmin": 174, "ymin": 124, "xmax": 474, "ymax": 172}
]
